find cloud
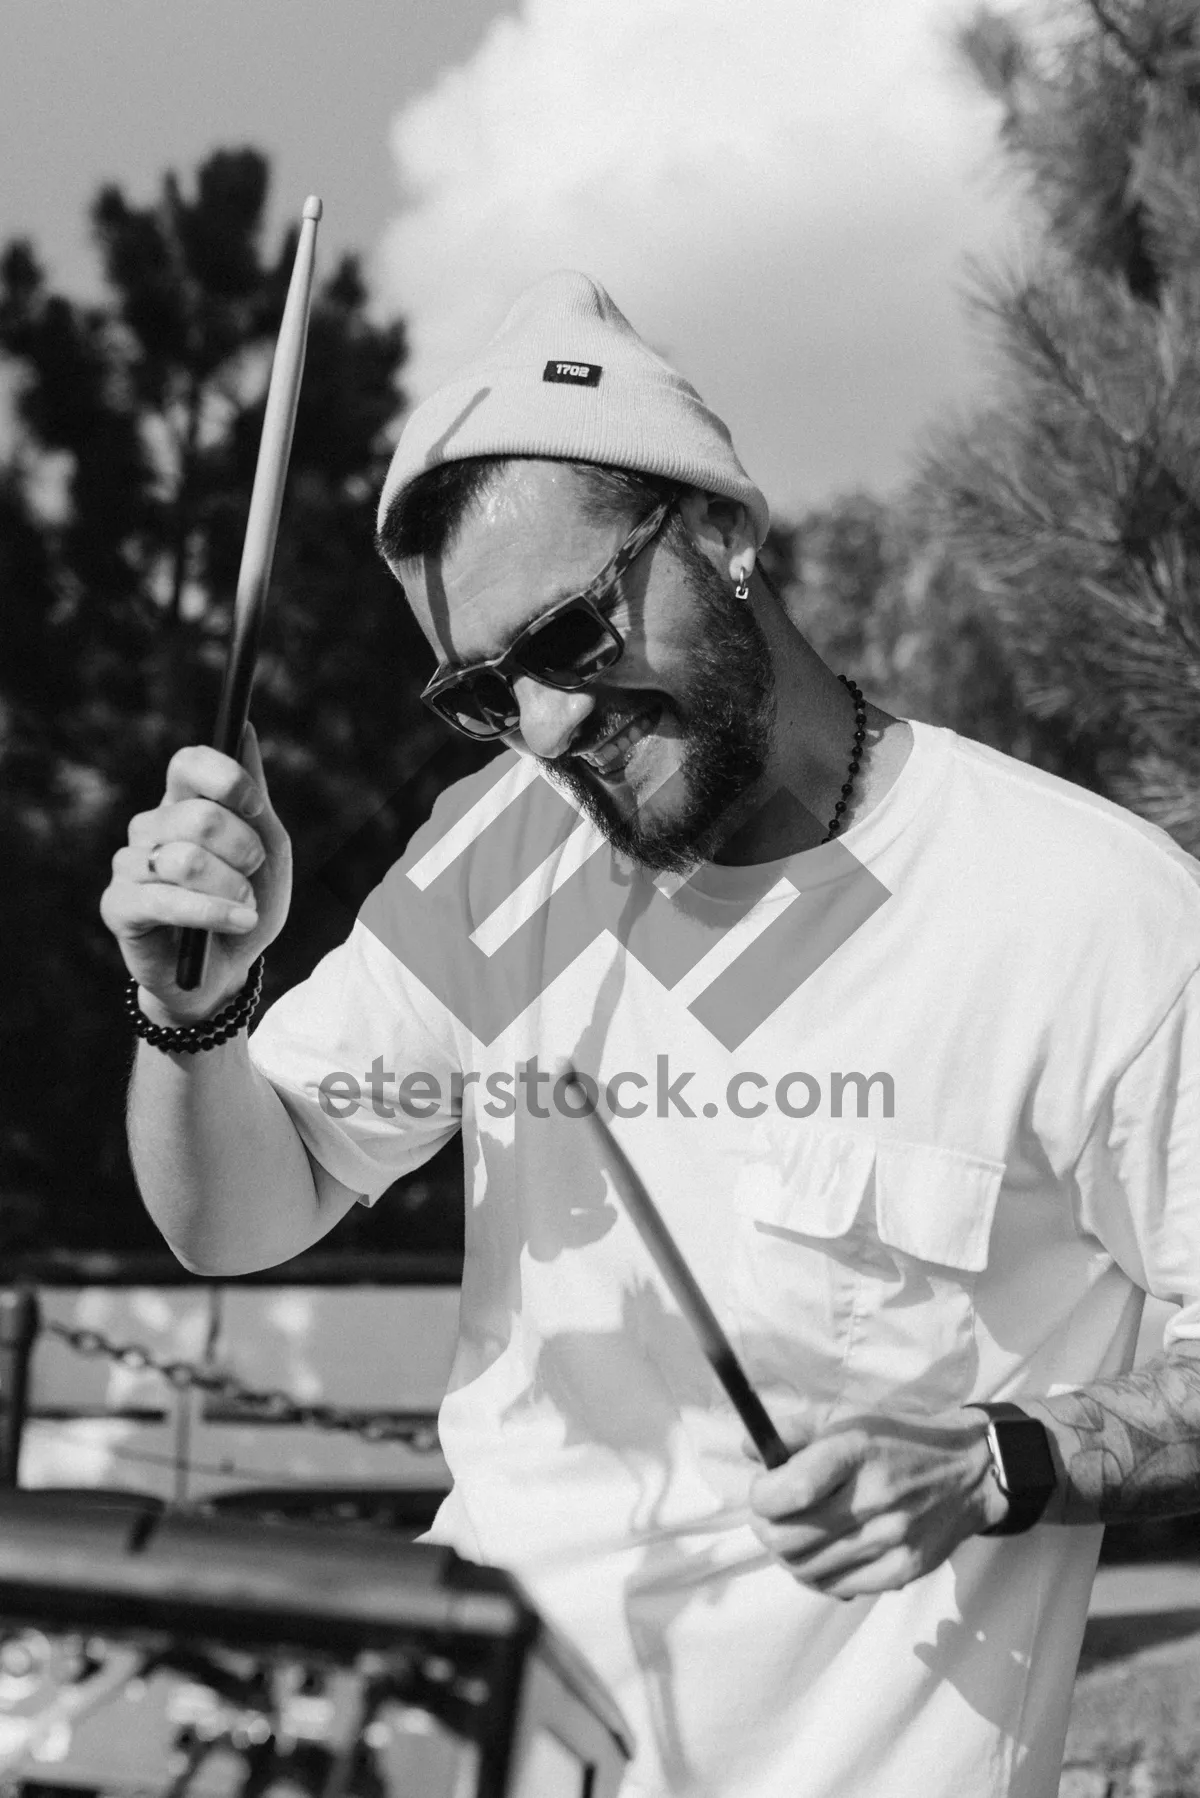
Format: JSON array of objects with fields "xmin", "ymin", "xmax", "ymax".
[{"xmin": 375, "ymin": 0, "xmax": 1018, "ymax": 521}]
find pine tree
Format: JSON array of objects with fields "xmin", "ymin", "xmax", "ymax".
[
  {"xmin": 770, "ymin": 493, "xmax": 1078, "ymax": 775},
  {"xmin": 0, "ymin": 149, "xmax": 478, "ymax": 1263},
  {"xmin": 921, "ymin": 0, "xmax": 1200, "ymax": 847}
]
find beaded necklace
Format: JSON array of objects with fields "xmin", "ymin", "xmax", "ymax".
[{"xmin": 820, "ymin": 675, "xmax": 868, "ymax": 843}]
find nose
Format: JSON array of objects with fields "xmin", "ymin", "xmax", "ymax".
[{"xmin": 511, "ymin": 675, "xmax": 596, "ymax": 760}]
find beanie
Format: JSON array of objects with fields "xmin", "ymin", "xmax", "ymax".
[{"xmin": 377, "ymin": 271, "xmax": 770, "ymax": 546}]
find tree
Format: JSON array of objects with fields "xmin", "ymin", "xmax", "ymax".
[
  {"xmin": 768, "ymin": 493, "xmax": 1083, "ymax": 775},
  {"xmin": 0, "ymin": 148, "xmax": 484, "ymax": 1264},
  {"xmin": 919, "ymin": 0, "xmax": 1200, "ymax": 846}
]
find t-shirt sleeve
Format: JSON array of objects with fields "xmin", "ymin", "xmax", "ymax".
[
  {"xmin": 248, "ymin": 918, "xmax": 463, "ymax": 1205},
  {"xmin": 247, "ymin": 751, "xmax": 536, "ymax": 1204},
  {"xmin": 1075, "ymin": 967, "xmax": 1200, "ymax": 1348}
]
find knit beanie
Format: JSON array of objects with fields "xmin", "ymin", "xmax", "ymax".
[{"xmin": 377, "ymin": 271, "xmax": 770, "ymax": 546}]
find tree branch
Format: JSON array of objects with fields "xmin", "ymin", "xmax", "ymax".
[{"xmin": 1085, "ymin": 0, "xmax": 1160, "ymax": 82}]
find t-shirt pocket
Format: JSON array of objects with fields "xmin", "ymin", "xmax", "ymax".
[{"xmin": 726, "ymin": 1128, "xmax": 1005, "ymax": 1423}]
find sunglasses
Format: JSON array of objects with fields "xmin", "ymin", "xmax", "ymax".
[{"xmin": 421, "ymin": 499, "xmax": 675, "ymax": 740}]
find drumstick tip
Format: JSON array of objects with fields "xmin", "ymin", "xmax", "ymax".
[{"xmin": 303, "ymin": 195, "xmax": 323, "ymax": 222}]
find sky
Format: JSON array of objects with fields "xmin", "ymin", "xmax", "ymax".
[
  {"xmin": 379, "ymin": 0, "xmax": 1024, "ymax": 517},
  {"xmin": 0, "ymin": 0, "xmax": 1024, "ymax": 521},
  {"xmin": 0, "ymin": 0, "xmax": 512, "ymax": 300}
]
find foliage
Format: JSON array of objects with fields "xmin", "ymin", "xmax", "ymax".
[
  {"xmin": 778, "ymin": 492, "xmax": 1107, "ymax": 786},
  {"xmin": 918, "ymin": 0, "xmax": 1200, "ymax": 849},
  {"xmin": 0, "ymin": 148, "xmax": 483, "ymax": 1261}
]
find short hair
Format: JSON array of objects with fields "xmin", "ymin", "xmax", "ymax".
[{"xmin": 375, "ymin": 456, "xmax": 690, "ymax": 568}]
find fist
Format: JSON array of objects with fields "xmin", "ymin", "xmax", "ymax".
[
  {"xmin": 100, "ymin": 725, "xmax": 292, "ymax": 1023},
  {"xmin": 747, "ymin": 1409, "xmax": 1001, "ymax": 1600}
]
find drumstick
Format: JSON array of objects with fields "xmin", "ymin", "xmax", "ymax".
[
  {"xmin": 175, "ymin": 195, "xmax": 323, "ymax": 991},
  {"xmin": 565, "ymin": 1076, "xmax": 790, "ymax": 1469}
]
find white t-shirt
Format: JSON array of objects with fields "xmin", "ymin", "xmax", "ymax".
[{"xmin": 250, "ymin": 721, "xmax": 1200, "ymax": 1798}]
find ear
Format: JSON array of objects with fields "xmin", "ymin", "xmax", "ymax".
[{"xmin": 675, "ymin": 488, "xmax": 757, "ymax": 588}]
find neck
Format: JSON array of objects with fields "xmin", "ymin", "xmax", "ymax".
[{"xmin": 713, "ymin": 658, "xmax": 903, "ymax": 865}]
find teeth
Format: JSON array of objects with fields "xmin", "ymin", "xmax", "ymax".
[{"xmin": 582, "ymin": 710, "xmax": 655, "ymax": 775}]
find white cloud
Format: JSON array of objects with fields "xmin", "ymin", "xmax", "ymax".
[{"xmin": 376, "ymin": 0, "xmax": 1019, "ymax": 521}]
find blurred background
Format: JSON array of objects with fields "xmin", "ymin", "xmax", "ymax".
[{"xmin": 3, "ymin": 1, "xmax": 1200, "ymax": 1788}]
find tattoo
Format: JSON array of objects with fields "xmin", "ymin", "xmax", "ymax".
[{"xmin": 1034, "ymin": 1345, "xmax": 1200, "ymax": 1524}]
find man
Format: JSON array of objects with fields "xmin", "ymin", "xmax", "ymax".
[{"xmin": 102, "ymin": 271, "xmax": 1200, "ymax": 1798}]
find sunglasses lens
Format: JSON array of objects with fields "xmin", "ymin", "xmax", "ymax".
[
  {"xmin": 433, "ymin": 669, "xmax": 519, "ymax": 738},
  {"xmin": 426, "ymin": 596, "xmax": 625, "ymax": 739},
  {"xmin": 518, "ymin": 602, "xmax": 621, "ymax": 685}
]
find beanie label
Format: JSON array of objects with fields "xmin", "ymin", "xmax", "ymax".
[{"xmin": 543, "ymin": 360, "xmax": 602, "ymax": 387}]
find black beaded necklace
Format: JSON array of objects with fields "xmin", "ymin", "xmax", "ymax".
[{"xmin": 820, "ymin": 675, "xmax": 868, "ymax": 844}]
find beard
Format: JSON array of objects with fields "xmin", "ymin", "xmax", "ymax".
[{"xmin": 543, "ymin": 537, "xmax": 777, "ymax": 873}]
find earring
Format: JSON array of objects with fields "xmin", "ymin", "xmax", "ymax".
[{"xmin": 734, "ymin": 565, "xmax": 753, "ymax": 601}]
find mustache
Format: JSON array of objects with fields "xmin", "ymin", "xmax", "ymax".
[{"xmin": 566, "ymin": 698, "xmax": 667, "ymax": 761}]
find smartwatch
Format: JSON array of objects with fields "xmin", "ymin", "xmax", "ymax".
[{"xmin": 969, "ymin": 1401, "xmax": 1056, "ymax": 1536}]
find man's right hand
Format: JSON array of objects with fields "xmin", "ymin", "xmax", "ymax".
[{"xmin": 100, "ymin": 724, "xmax": 292, "ymax": 1025}]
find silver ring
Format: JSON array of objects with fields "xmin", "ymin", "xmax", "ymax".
[{"xmin": 147, "ymin": 842, "xmax": 163, "ymax": 880}]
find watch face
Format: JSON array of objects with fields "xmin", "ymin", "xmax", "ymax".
[{"xmin": 992, "ymin": 1417, "xmax": 1056, "ymax": 1500}]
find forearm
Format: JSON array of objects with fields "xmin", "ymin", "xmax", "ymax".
[
  {"xmin": 129, "ymin": 1032, "xmax": 339, "ymax": 1275},
  {"xmin": 1025, "ymin": 1343, "xmax": 1200, "ymax": 1525}
]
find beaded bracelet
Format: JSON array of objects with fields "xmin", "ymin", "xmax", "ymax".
[{"xmin": 126, "ymin": 955, "xmax": 265, "ymax": 1054}]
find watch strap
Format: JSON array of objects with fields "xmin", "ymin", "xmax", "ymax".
[{"xmin": 969, "ymin": 1401, "xmax": 1056, "ymax": 1536}]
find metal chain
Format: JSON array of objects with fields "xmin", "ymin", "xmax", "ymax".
[{"xmin": 44, "ymin": 1320, "xmax": 442, "ymax": 1454}]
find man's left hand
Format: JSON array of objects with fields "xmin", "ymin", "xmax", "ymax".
[{"xmin": 748, "ymin": 1410, "xmax": 1008, "ymax": 1600}]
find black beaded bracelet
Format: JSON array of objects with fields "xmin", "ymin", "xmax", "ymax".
[{"xmin": 126, "ymin": 955, "xmax": 265, "ymax": 1054}]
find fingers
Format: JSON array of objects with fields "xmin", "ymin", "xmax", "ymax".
[
  {"xmin": 799, "ymin": 1541, "xmax": 924, "ymax": 1603},
  {"xmin": 746, "ymin": 1413, "xmax": 985, "ymax": 1599},
  {"xmin": 746, "ymin": 1432, "xmax": 865, "ymax": 1595},
  {"xmin": 111, "ymin": 783, "xmax": 267, "ymax": 949},
  {"xmin": 748, "ymin": 1480, "xmax": 929, "ymax": 1602},
  {"xmin": 101, "ymin": 872, "xmax": 259, "ymax": 942},
  {"xmin": 239, "ymin": 720, "xmax": 266, "ymax": 786},
  {"xmin": 113, "ymin": 840, "xmax": 258, "ymax": 909},
  {"xmin": 751, "ymin": 1430, "xmax": 861, "ymax": 1520},
  {"xmin": 100, "ymin": 731, "xmax": 293, "ymax": 1009},
  {"xmin": 163, "ymin": 743, "xmax": 266, "ymax": 818},
  {"xmin": 752, "ymin": 1495, "xmax": 902, "ymax": 1574},
  {"xmin": 128, "ymin": 797, "xmax": 266, "ymax": 881},
  {"xmin": 237, "ymin": 723, "xmax": 289, "ymax": 857}
]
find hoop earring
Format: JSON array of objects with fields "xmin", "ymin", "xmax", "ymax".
[{"xmin": 734, "ymin": 568, "xmax": 753, "ymax": 601}]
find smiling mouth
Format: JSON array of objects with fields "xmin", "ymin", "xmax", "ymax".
[{"xmin": 573, "ymin": 701, "xmax": 665, "ymax": 779}]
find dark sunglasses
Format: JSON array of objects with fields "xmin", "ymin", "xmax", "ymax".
[{"xmin": 421, "ymin": 499, "xmax": 674, "ymax": 740}]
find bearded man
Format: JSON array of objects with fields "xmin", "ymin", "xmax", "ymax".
[{"xmin": 102, "ymin": 272, "xmax": 1200, "ymax": 1798}]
